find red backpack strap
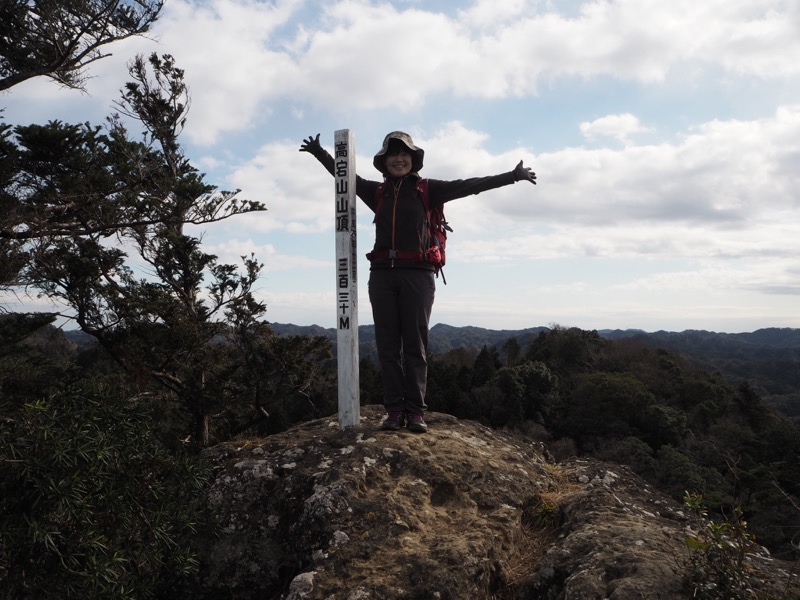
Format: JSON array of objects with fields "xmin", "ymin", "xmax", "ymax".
[
  {"xmin": 418, "ymin": 179, "xmax": 451, "ymax": 233},
  {"xmin": 416, "ymin": 178, "xmax": 430, "ymax": 213}
]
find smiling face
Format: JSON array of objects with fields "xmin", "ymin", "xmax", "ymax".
[{"xmin": 384, "ymin": 145, "xmax": 413, "ymax": 178}]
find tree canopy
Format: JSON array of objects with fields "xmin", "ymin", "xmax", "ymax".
[
  {"xmin": 0, "ymin": 6, "xmax": 340, "ymax": 596},
  {"xmin": 0, "ymin": 0, "xmax": 164, "ymax": 91}
]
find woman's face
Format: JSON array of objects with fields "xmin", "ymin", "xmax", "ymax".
[{"xmin": 384, "ymin": 147, "xmax": 413, "ymax": 178}]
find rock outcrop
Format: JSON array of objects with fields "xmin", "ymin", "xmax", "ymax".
[{"xmin": 191, "ymin": 405, "xmax": 797, "ymax": 599}]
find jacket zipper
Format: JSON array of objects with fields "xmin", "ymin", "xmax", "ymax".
[{"xmin": 390, "ymin": 178, "xmax": 403, "ymax": 268}]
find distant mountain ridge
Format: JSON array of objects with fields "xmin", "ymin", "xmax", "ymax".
[
  {"xmin": 64, "ymin": 322, "xmax": 800, "ymax": 352},
  {"xmin": 269, "ymin": 322, "xmax": 800, "ymax": 353},
  {"xmin": 267, "ymin": 322, "xmax": 551, "ymax": 359},
  {"xmin": 600, "ymin": 326, "xmax": 800, "ymax": 350}
]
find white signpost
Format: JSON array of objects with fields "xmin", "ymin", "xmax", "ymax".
[{"xmin": 333, "ymin": 129, "xmax": 360, "ymax": 429}]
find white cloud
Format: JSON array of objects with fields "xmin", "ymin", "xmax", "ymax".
[
  {"xmin": 46, "ymin": 0, "xmax": 792, "ymax": 146},
  {"xmin": 220, "ymin": 103, "xmax": 800, "ymax": 255},
  {"xmin": 150, "ymin": 0, "xmax": 303, "ymax": 145},
  {"xmin": 580, "ymin": 113, "xmax": 653, "ymax": 144},
  {"xmin": 227, "ymin": 139, "xmax": 341, "ymax": 234},
  {"xmin": 203, "ymin": 238, "xmax": 327, "ymax": 273}
]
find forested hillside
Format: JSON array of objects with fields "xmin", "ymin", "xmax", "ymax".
[
  {"xmin": 11, "ymin": 320, "xmax": 800, "ymax": 564},
  {"xmin": 605, "ymin": 328, "xmax": 800, "ymax": 420},
  {"xmin": 269, "ymin": 322, "xmax": 800, "ymax": 420}
]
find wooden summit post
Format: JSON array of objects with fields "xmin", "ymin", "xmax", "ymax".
[{"xmin": 334, "ymin": 129, "xmax": 360, "ymax": 429}]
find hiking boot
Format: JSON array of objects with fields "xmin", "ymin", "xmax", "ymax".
[
  {"xmin": 382, "ymin": 411, "xmax": 405, "ymax": 431},
  {"xmin": 406, "ymin": 413, "xmax": 428, "ymax": 433}
]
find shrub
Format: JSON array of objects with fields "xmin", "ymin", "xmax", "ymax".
[
  {"xmin": 683, "ymin": 492, "xmax": 764, "ymax": 600},
  {"xmin": 0, "ymin": 383, "xmax": 213, "ymax": 599}
]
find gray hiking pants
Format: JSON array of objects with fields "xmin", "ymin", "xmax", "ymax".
[{"xmin": 368, "ymin": 268, "xmax": 436, "ymax": 415}]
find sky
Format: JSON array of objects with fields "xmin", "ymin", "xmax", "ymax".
[{"xmin": 2, "ymin": 0, "xmax": 800, "ymax": 334}]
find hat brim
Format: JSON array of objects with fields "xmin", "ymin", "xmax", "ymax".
[{"xmin": 373, "ymin": 132, "xmax": 425, "ymax": 174}]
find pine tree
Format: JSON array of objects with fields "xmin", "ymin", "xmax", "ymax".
[
  {"xmin": 0, "ymin": 0, "xmax": 164, "ymax": 91},
  {"xmin": 3, "ymin": 53, "xmax": 268, "ymax": 446}
]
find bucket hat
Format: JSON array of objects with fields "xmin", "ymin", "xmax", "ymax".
[{"xmin": 373, "ymin": 131, "xmax": 424, "ymax": 174}]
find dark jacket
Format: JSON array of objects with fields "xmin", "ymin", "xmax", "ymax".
[{"xmin": 314, "ymin": 150, "xmax": 517, "ymax": 270}]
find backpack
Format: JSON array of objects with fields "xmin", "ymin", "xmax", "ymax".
[{"xmin": 366, "ymin": 179, "xmax": 453, "ymax": 283}]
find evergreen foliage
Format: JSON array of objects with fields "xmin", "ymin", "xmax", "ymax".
[
  {"xmin": 0, "ymin": 326, "xmax": 213, "ymax": 598},
  {"xmin": 3, "ymin": 52, "xmax": 273, "ymax": 447},
  {"xmin": 1, "ymin": 389, "xmax": 212, "ymax": 598},
  {"xmin": 0, "ymin": 0, "xmax": 164, "ymax": 91}
]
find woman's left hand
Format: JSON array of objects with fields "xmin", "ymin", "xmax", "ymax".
[{"xmin": 513, "ymin": 160, "xmax": 537, "ymax": 184}]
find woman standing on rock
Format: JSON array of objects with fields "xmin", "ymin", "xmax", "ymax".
[{"xmin": 300, "ymin": 131, "xmax": 536, "ymax": 433}]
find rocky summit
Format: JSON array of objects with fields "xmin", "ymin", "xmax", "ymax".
[{"xmin": 190, "ymin": 405, "xmax": 797, "ymax": 599}]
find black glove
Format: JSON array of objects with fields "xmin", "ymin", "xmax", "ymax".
[
  {"xmin": 513, "ymin": 160, "xmax": 537, "ymax": 185},
  {"xmin": 299, "ymin": 133, "xmax": 323, "ymax": 157}
]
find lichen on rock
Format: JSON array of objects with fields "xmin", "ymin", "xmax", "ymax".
[{"xmin": 187, "ymin": 405, "xmax": 797, "ymax": 599}]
